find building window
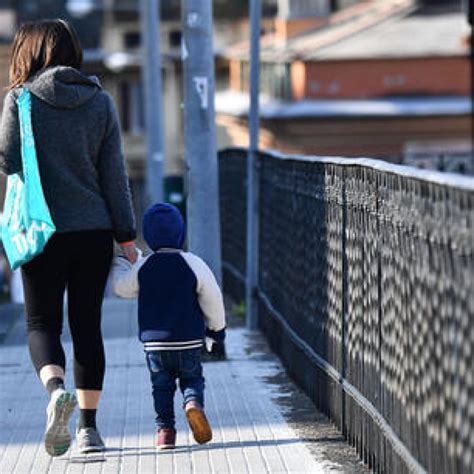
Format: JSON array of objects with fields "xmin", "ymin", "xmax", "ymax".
[
  {"xmin": 169, "ymin": 30, "xmax": 182, "ymax": 48},
  {"xmin": 262, "ymin": 62, "xmax": 292, "ymax": 100},
  {"xmin": 239, "ymin": 61, "xmax": 249, "ymax": 93},
  {"xmin": 120, "ymin": 80, "xmax": 145, "ymax": 135},
  {"xmin": 124, "ymin": 31, "xmax": 141, "ymax": 49},
  {"xmin": 239, "ymin": 61, "xmax": 292, "ymax": 100}
]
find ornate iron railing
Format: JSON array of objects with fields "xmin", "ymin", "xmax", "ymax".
[{"xmin": 218, "ymin": 147, "xmax": 474, "ymax": 474}]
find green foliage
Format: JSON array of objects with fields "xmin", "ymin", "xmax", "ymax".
[{"xmin": 233, "ymin": 300, "xmax": 246, "ymax": 318}]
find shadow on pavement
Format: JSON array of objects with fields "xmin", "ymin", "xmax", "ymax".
[{"xmin": 68, "ymin": 437, "xmax": 326, "ymax": 463}]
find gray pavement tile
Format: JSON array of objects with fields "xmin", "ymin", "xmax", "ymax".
[{"xmin": 0, "ymin": 298, "xmax": 365, "ymax": 473}]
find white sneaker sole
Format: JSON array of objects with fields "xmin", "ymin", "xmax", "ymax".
[
  {"xmin": 79, "ymin": 443, "xmax": 105, "ymax": 454},
  {"xmin": 44, "ymin": 391, "xmax": 77, "ymax": 457}
]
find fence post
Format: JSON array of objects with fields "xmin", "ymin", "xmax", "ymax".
[
  {"xmin": 246, "ymin": 0, "xmax": 262, "ymax": 330},
  {"xmin": 341, "ymin": 167, "xmax": 348, "ymax": 436}
]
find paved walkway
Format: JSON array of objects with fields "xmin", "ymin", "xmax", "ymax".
[{"xmin": 0, "ymin": 298, "xmax": 366, "ymax": 473}]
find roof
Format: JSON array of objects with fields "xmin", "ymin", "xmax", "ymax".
[
  {"xmin": 215, "ymin": 90, "xmax": 472, "ymax": 119},
  {"xmin": 312, "ymin": 10, "xmax": 470, "ymax": 60},
  {"xmin": 226, "ymin": 1, "xmax": 470, "ymax": 62}
]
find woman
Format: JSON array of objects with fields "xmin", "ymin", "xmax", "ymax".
[{"xmin": 0, "ymin": 20, "xmax": 138, "ymax": 456}]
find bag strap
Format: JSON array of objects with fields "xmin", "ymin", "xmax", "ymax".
[
  {"xmin": 17, "ymin": 89, "xmax": 33, "ymax": 183},
  {"xmin": 16, "ymin": 88, "xmax": 46, "ymax": 212}
]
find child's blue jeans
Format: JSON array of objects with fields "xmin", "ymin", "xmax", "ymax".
[{"xmin": 145, "ymin": 347, "xmax": 205, "ymax": 430}]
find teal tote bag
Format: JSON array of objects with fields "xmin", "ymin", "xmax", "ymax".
[{"xmin": 1, "ymin": 89, "xmax": 56, "ymax": 270}]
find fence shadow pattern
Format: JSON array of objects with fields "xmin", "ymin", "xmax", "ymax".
[{"xmin": 218, "ymin": 148, "xmax": 474, "ymax": 474}]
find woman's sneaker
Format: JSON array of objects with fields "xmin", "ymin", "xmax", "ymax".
[
  {"xmin": 44, "ymin": 389, "xmax": 77, "ymax": 456},
  {"xmin": 76, "ymin": 427, "xmax": 105, "ymax": 453},
  {"xmin": 156, "ymin": 428, "xmax": 176, "ymax": 450},
  {"xmin": 185, "ymin": 401, "xmax": 212, "ymax": 444}
]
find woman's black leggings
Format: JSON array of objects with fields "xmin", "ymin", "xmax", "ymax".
[{"xmin": 21, "ymin": 230, "xmax": 113, "ymax": 390}]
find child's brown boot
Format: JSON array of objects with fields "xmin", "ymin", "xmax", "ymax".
[{"xmin": 185, "ymin": 400, "xmax": 212, "ymax": 444}]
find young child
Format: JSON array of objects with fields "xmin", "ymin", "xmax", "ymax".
[{"xmin": 113, "ymin": 203, "xmax": 226, "ymax": 449}]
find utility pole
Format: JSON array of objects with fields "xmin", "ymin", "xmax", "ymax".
[
  {"xmin": 140, "ymin": 0, "xmax": 164, "ymax": 204},
  {"xmin": 246, "ymin": 0, "xmax": 262, "ymax": 330},
  {"xmin": 181, "ymin": 0, "xmax": 222, "ymax": 284}
]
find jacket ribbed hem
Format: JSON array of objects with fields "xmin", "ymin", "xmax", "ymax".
[{"xmin": 143, "ymin": 339, "xmax": 203, "ymax": 352}]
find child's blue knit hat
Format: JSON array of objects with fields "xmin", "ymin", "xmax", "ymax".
[{"xmin": 143, "ymin": 203, "xmax": 186, "ymax": 250}]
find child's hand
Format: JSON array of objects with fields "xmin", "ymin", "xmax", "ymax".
[
  {"xmin": 112, "ymin": 248, "xmax": 143, "ymax": 298},
  {"xmin": 119, "ymin": 241, "xmax": 138, "ymax": 263}
]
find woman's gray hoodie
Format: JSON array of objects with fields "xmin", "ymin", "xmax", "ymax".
[{"xmin": 0, "ymin": 66, "xmax": 136, "ymax": 243}]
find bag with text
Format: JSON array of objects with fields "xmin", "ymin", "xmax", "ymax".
[{"xmin": 1, "ymin": 89, "xmax": 56, "ymax": 270}]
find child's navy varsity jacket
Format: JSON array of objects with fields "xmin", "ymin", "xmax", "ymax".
[
  {"xmin": 113, "ymin": 249, "xmax": 226, "ymax": 352},
  {"xmin": 112, "ymin": 202, "xmax": 225, "ymax": 352}
]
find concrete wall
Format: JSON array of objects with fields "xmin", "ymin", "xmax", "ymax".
[{"xmin": 0, "ymin": 42, "xmax": 11, "ymax": 106}]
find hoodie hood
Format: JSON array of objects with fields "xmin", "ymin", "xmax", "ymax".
[
  {"xmin": 143, "ymin": 203, "xmax": 186, "ymax": 251},
  {"xmin": 26, "ymin": 66, "xmax": 101, "ymax": 109}
]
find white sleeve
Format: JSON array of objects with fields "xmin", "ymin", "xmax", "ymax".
[
  {"xmin": 181, "ymin": 253, "xmax": 226, "ymax": 331},
  {"xmin": 112, "ymin": 251, "xmax": 147, "ymax": 298}
]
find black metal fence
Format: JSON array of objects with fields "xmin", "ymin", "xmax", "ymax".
[{"xmin": 218, "ymin": 148, "xmax": 474, "ymax": 474}]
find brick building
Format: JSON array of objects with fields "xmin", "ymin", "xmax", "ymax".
[{"xmin": 217, "ymin": 0, "xmax": 472, "ymax": 172}]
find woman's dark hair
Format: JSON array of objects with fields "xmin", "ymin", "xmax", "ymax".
[{"xmin": 8, "ymin": 19, "xmax": 83, "ymax": 89}]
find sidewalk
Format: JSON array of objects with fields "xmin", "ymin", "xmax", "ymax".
[{"xmin": 0, "ymin": 298, "xmax": 367, "ymax": 473}]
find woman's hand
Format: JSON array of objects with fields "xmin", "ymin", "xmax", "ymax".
[{"xmin": 119, "ymin": 241, "xmax": 138, "ymax": 264}]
